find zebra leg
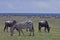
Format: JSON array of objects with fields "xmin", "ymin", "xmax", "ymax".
[
  {"xmin": 29, "ymin": 29, "xmax": 31, "ymax": 36},
  {"xmin": 32, "ymin": 31, "xmax": 34, "ymax": 36},
  {"xmin": 21, "ymin": 30, "xmax": 24, "ymax": 36},
  {"xmin": 29, "ymin": 32, "xmax": 31, "ymax": 36},
  {"xmin": 19, "ymin": 31, "xmax": 20, "ymax": 36},
  {"xmin": 16, "ymin": 28, "xmax": 21, "ymax": 36}
]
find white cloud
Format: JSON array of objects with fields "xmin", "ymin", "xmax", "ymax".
[
  {"xmin": 0, "ymin": 0, "xmax": 60, "ymax": 13},
  {"xmin": 32, "ymin": 1, "xmax": 60, "ymax": 13},
  {"xmin": 7, "ymin": 4, "xmax": 15, "ymax": 9}
]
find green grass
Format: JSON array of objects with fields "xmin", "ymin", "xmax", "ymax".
[{"xmin": 0, "ymin": 16, "xmax": 60, "ymax": 40}]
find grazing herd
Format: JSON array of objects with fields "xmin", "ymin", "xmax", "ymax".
[{"xmin": 3, "ymin": 20, "xmax": 50, "ymax": 36}]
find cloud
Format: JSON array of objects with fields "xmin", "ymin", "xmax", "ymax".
[
  {"xmin": 33, "ymin": 0, "xmax": 60, "ymax": 13},
  {"xmin": 0, "ymin": 0, "xmax": 60, "ymax": 13},
  {"xmin": 7, "ymin": 4, "xmax": 15, "ymax": 9}
]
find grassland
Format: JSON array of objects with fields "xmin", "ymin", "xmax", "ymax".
[{"xmin": 0, "ymin": 16, "xmax": 60, "ymax": 40}]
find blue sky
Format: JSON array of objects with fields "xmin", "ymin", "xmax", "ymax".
[{"xmin": 0, "ymin": 0, "xmax": 60, "ymax": 13}]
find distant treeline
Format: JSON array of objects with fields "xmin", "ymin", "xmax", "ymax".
[{"xmin": 0, "ymin": 13, "xmax": 60, "ymax": 16}]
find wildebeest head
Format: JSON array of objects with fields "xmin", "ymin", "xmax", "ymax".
[
  {"xmin": 47, "ymin": 26, "xmax": 50, "ymax": 33},
  {"xmin": 13, "ymin": 20, "xmax": 17, "ymax": 25}
]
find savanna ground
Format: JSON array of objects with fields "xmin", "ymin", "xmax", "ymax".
[{"xmin": 0, "ymin": 15, "xmax": 60, "ymax": 40}]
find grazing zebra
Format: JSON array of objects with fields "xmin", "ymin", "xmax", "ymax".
[{"xmin": 10, "ymin": 20, "xmax": 34, "ymax": 36}]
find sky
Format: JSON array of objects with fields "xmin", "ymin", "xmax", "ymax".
[{"xmin": 0, "ymin": 0, "xmax": 60, "ymax": 13}]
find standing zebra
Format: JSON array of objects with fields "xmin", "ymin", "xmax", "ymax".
[{"xmin": 10, "ymin": 20, "xmax": 34, "ymax": 36}]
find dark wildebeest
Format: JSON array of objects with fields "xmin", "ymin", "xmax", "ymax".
[
  {"xmin": 4, "ymin": 20, "xmax": 17, "ymax": 32},
  {"xmin": 10, "ymin": 20, "xmax": 34, "ymax": 36},
  {"xmin": 38, "ymin": 20, "xmax": 50, "ymax": 32}
]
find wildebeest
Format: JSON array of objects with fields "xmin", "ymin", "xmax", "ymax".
[
  {"xmin": 10, "ymin": 20, "xmax": 34, "ymax": 36},
  {"xmin": 38, "ymin": 20, "xmax": 50, "ymax": 32},
  {"xmin": 4, "ymin": 20, "xmax": 17, "ymax": 32}
]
